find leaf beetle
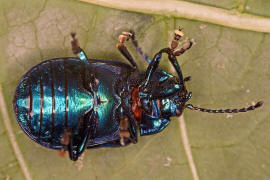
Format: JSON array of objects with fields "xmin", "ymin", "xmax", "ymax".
[{"xmin": 13, "ymin": 28, "xmax": 263, "ymax": 161}]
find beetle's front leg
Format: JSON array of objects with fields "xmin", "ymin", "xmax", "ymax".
[
  {"xmin": 140, "ymin": 48, "xmax": 169, "ymax": 90},
  {"xmin": 170, "ymin": 27, "xmax": 193, "ymax": 56},
  {"xmin": 71, "ymin": 33, "xmax": 89, "ymax": 66},
  {"xmin": 172, "ymin": 40, "xmax": 193, "ymax": 56},
  {"xmin": 140, "ymin": 114, "xmax": 170, "ymax": 136},
  {"xmin": 139, "ymin": 101, "xmax": 170, "ymax": 135}
]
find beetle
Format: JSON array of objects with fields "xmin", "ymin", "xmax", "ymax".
[{"xmin": 13, "ymin": 28, "xmax": 263, "ymax": 161}]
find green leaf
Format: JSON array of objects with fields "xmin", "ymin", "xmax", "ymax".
[{"xmin": 0, "ymin": 0, "xmax": 268, "ymax": 180}]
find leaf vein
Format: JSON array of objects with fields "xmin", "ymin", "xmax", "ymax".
[
  {"xmin": 0, "ymin": 85, "xmax": 32, "ymax": 180},
  {"xmin": 79, "ymin": 0, "xmax": 270, "ymax": 33}
]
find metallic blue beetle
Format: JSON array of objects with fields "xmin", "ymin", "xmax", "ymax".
[{"xmin": 13, "ymin": 28, "xmax": 263, "ymax": 161}]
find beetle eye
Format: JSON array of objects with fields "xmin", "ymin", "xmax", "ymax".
[{"xmin": 185, "ymin": 92, "xmax": 192, "ymax": 101}]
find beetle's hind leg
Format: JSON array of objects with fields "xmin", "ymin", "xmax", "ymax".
[
  {"xmin": 119, "ymin": 115, "xmax": 131, "ymax": 146},
  {"xmin": 58, "ymin": 129, "xmax": 72, "ymax": 158},
  {"xmin": 59, "ymin": 127, "xmax": 92, "ymax": 161},
  {"xmin": 59, "ymin": 112, "xmax": 98, "ymax": 161},
  {"xmin": 116, "ymin": 32, "xmax": 138, "ymax": 68},
  {"xmin": 71, "ymin": 33, "xmax": 89, "ymax": 66}
]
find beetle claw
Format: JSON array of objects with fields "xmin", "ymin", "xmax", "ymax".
[
  {"xmin": 119, "ymin": 135, "xmax": 130, "ymax": 146},
  {"xmin": 184, "ymin": 76, "xmax": 191, "ymax": 82},
  {"xmin": 129, "ymin": 30, "xmax": 135, "ymax": 40},
  {"xmin": 120, "ymin": 137, "xmax": 125, "ymax": 146}
]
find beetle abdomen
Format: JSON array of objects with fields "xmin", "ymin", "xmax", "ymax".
[{"xmin": 13, "ymin": 58, "xmax": 93, "ymax": 149}]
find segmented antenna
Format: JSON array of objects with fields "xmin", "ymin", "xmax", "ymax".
[{"xmin": 185, "ymin": 101, "xmax": 263, "ymax": 113}]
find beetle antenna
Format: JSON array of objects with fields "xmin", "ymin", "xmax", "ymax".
[{"xmin": 185, "ymin": 101, "xmax": 263, "ymax": 113}]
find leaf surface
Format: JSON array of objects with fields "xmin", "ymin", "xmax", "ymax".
[{"xmin": 0, "ymin": 0, "xmax": 269, "ymax": 180}]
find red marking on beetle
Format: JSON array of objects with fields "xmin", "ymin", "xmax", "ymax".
[{"xmin": 131, "ymin": 87, "xmax": 142, "ymax": 120}]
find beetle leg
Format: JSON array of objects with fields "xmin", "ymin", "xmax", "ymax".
[
  {"xmin": 119, "ymin": 115, "xmax": 131, "ymax": 146},
  {"xmin": 129, "ymin": 31, "xmax": 175, "ymax": 81},
  {"xmin": 140, "ymin": 114, "xmax": 170, "ymax": 136},
  {"xmin": 140, "ymin": 48, "xmax": 169, "ymax": 90},
  {"xmin": 168, "ymin": 56, "xmax": 184, "ymax": 86},
  {"xmin": 170, "ymin": 27, "xmax": 193, "ymax": 56},
  {"xmin": 159, "ymin": 71, "xmax": 173, "ymax": 83},
  {"xmin": 172, "ymin": 39, "xmax": 193, "ymax": 56},
  {"xmin": 184, "ymin": 76, "xmax": 191, "ymax": 82},
  {"xmin": 58, "ymin": 129, "xmax": 72, "ymax": 158},
  {"xmin": 140, "ymin": 82, "xmax": 181, "ymax": 100},
  {"xmin": 70, "ymin": 32, "xmax": 89, "ymax": 66},
  {"xmin": 128, "ymin": 30, "xmax": 152, "ymax": 63},
  {"xmin": 67, "ymin": 127, "xmax": 91, "ymax": 161},
  {"xmin": 139, "ymin": 28, "xmax": 191, "ymax": 95},
  {"xmin": 116, "ymin": 32, "xmax": 137, "ymax": 68},
  {"xmin": 66, "ymin": 111, "xmax": 98, "ymax": 161},
  {"xmin": 152, "ymin": 84, "xmax": 181, "ymax": 99}
]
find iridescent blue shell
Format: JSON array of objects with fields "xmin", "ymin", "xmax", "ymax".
[{"xmin": 13, "ymin": 58, "xmax": 134, "ymax": 149}]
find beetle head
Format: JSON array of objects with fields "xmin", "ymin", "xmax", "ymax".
[
  {"xmin": 159, "ymin": 88, "xmax": 191, "ymax": 118},
  {"xmin": 153, "ymin": 77, "xmax": 192, "ymax": 118}
]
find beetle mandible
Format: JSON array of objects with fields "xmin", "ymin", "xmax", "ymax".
[{"xmin": 13, "ymin": 28, "xmax": 263, "ymax": 161}]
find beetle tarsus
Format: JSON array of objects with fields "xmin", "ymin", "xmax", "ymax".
[
  {"xmin": 119, "ymin": 115, "xmax": 131, "ymax": 146},
  {"xmin": 58, "ymin": 148, "xmax": 67, "ymax": 158},
  {"xmin": 171, "ymin": 27, "xmax": 184, "ymax": 49},
  {"xmin": 129, "ymin": 30, "xmax": 152, "ymax": 63},
  {"xmin": 59, "ymin": 129, "xmax": 72, "ymax": 158},
  {"xmin": 184, "ymin": 76, "xmax": 191, "ymax": 82},
  {"xmin": 117, "ymin": 32, "xmax": 137, "ymax": 68},
  {"xmin": 70, "ymin": 33, "xmax": 90, "ymax": 66},
  {"xmin": 172, "ymin": 39, "xmax": 193, "ymax": 56},
  {"xmin": 70, "ymin": 32, "xmax": 81, "ymax": 54}
]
